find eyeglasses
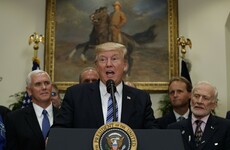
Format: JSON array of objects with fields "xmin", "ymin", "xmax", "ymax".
[
  {"xmin": 82, "ymin": 79, "xmax": 98, "ymax": 83},
  {"xmin": 51, "ymin": 92, "xmax": 57, "ymax": 97}
]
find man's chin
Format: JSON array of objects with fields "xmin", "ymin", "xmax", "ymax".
[{"xmin": 192, "ymin": 111, "xmax": 208, "ymax": 118}]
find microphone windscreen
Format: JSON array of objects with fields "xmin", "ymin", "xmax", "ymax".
[{"xmin": 106, "ymin": 79, "xmax": 116, "ymax": 93}]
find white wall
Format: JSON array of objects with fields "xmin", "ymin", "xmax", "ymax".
[
  {"xmin": 226, "ymin": 13, "xmax": 230, "ymax": 110},
  {"xmin": 178, "ymin": 0, "xmax": 230, "ymax": 117},
  {"xmin": 0, "ymin": 0, "xmax": 230, "ymax": 117},
  {"xmin": 0, "ymin": 0, "xmax": 46, "ymax": 106}
]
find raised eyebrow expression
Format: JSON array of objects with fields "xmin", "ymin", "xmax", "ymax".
[
  {"xmin": 193, "ymin": 93, "xmax": 212, "ymax": 101},
  {"xmin": 33, "ymin": 81, "xmax": 51, "ymax": 87},
  {"xmin": 98, "ymin": 55, "xmax": 121, "ymax": 63}
]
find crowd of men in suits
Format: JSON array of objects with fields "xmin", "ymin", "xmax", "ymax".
[{"xmin": 1, "ymin": 42, "xmax": 230, "ymax": 150}]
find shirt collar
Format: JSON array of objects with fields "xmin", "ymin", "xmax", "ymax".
[
  {"xmin": 33, "ymin": 103, "xmax": 53, "ymax": 117},
  {"xmin": 191, "ymin": 114, "xmax": 210, "ymax": 125},
  {"xmin": 174, "ymin": 109, "xmax": 190, "ymax": 120},
  {"xmin": 99, "ymin": 80, "xmax": 123, "ymax": 97}
]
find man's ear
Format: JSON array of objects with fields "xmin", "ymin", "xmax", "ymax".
[
  {"xmin": 26, "ymin": 86, "xmax": 32, "ymax": 96},
  {"xmin": 124, "ymin": 66, "xmax": 128, "ymax": 72},
  {"xmin": 212, "ymin": 100, "xmax": 217, "ymax": 110},
  {"xmin": 124, "ymin": 61, "xmax": 128, "ymax": 72}
]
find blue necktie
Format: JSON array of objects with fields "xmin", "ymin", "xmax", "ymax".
[
  {"xmin": 106, "ymin": 96, "xmax": 118, "ymax": 123},
  {"xmin": 42, "ymin": 110, "xmax": 50, "ymax": 139}
]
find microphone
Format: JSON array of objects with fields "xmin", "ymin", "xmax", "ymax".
[{"xmin": 106, "ymin": 79, "xmax": 117, "ymax": 122}]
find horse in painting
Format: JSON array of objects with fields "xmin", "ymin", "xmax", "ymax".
[{"xmin": 68, "ymin": 6, "xmax": 136, "ymax": 76}]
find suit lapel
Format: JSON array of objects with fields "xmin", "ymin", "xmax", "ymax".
[
  {"xmin": 167, "ymin": 111, "xmax": 177, "ymax": 123},
  {"xmin": 180, "ymin": 118, "xmax": 196, "ymax": 150},
  {"xmin": 89, "ymin": 82, "xmax": 104, "ymax": 127},
  {"xmin": 25, "ymin": 105, "xmax": 44, "ymax": 140},
  {"xmin": 120, "ymin": 84, "xmax": 136, "ymax": 124},
  {"xmin": 198, "ymin": 115, "xmax": 216, "ymax": 149},
  {"xmin": 53, "ymin": 106, "xmax": 60, "ymax": 122}
]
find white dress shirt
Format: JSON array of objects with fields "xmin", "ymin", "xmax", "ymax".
[
  {"xmin": 191, "ymin": 114, "xmax": 209, "ymax": 134},
  {"xmin": 33, "ymin": 103, "xmax": 53, "ymax": 130},
  {"xmin": 99, "ymin": 80, "xmax": 122, "ymax": 124},
  {"xmin": 174, "ymin": 109, "xmax": 190, "ymax": 122}
]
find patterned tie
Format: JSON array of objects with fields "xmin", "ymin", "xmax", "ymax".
[
  {"xmin": 195, "ymin": 120, "xmax": 203, "ymax": 146},
  {"xmin": 42, "ymin": 110, "xmax": 50, "ymax": 139},
  {"xmin": 106, "ymin": 96, "xmax": 118, "ymax": 123}
]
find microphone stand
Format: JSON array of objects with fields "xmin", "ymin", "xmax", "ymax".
[{"xmin": 106, "ymin": 79, "xmax": 117, "ymax": 122}]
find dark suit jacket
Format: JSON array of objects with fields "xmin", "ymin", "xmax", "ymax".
[
  {"xmin": 54, "ymin": 81, "xmax": 158, "ymax": 129},
  {"xmin": 157, "ymin": 110, "xmax": 191, "ymax": 129},
  {"xmin": 0, "ymin": 106, "xmax": 11, "ymax": 150},
  {"xmin": 156, "ymin": 110, "xmax": 177, "ymax": 129},
  {"xmin": 226, "ymin": 111, "xmax": 230, "ymax": 119},
  {"xmin": 0, "ymin": 106, "xmax": 11, "ymax": 123},
  {"xmin": 168, "ymin": 114, "xmax": 230, "ymax": 150},
  {"xmin": 5, "ymin": 104, "xmax": 59, "ymax": 150}
]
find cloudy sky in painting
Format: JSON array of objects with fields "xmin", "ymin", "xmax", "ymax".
[{"xmin": 56, "ymin": 0, "xmax": 167, "ymax": 42}]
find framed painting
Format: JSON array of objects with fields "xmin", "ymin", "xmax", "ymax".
[{"xmin": 45, "ymin": 0, "xmax": 179, "ymax": 92}]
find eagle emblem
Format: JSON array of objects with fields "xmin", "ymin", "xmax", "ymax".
[{"xmin": 106, "ymin": 132, "xmax": 125, "ymax": 150}]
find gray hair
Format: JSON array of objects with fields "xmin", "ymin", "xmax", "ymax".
[
  {"xmin": 192, "ymin": 81, "xmax": 218, "ymax": 101},
  {"xmin": 26, "ymin": 70, "xmax": 51, "ymax": 86}
]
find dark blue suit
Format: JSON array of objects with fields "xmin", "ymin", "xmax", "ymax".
[
  {"xmin": 5, "ymin": 104, "xmax": 59, "ymax": 150},
  {"xmin": 156, "ymin": 111, "xmax": 177, "ymax": 129},
  {"xmin": 157, "ymin": 110, "xmax": 191, "ymax": 129},
  {"xmin": 168, "ymin": 114, "xmax": 230, "ymax": 150},
  {"xmin": 54, "ymin": 81, "xmax": 158, "ymax": 129},
  {"xmin": 0, "ymin": 106, "xmax": 10, "ymax": 150},
  {"xmin": 226, "ymin": 111, "xmax": 230, "ymax": 119}
]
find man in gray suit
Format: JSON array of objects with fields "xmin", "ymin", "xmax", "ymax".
[{"xmin": 54, "ymin": 42, "xmax": 158, "ymax": 129}]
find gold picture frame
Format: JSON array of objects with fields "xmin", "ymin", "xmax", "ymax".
[{"xmin": 45, "ymin": 0, "xmax": 179, "ymax": 92}]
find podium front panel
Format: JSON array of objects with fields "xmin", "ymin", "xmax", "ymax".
[
  {"xmin": 46, "ymin": 128, "xmax": 184, "ymax": 150},
  {"xmin": 134, "ymin": 129, "xmax": 184, "ymax": 150}
]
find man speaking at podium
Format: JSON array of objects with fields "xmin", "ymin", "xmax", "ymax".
[{"xmin": 54, "ymin": 42, "xmax": 158, "ymax": 129}]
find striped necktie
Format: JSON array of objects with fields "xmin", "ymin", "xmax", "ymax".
[
  {"xmin": 42, "ymin": 110, "xmax": 50, "ymax": 139},
  {"xmin": 106, "ymin": 96, "xmax": 118, "ymax": 123}
]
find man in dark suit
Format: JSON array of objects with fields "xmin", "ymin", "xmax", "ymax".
[
  {"xmin": 54, "ymin": 42, "xmax": 158, "ymax": 129},
  {"xmin": 5, "ymin": 70, "xmax": 59, "ymax": 150},
  {"xmin": 0, "ymin": 106, "xmax": 11, "ymax": 150},
  {"xmin": 157, "ymin": 77, "xmax": 192, "ymax": 129},
  {"xmin": 226, "ymin": 111, "xmax": 230, "ymax": 119},
  {"xmin": 168, "ymin": 81, "xmax": 230, "ymax": 150}
]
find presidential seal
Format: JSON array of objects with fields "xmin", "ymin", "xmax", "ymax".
[{"xmin": 93, "ymin": 122, "xmax": 137, "ymax": 150}]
